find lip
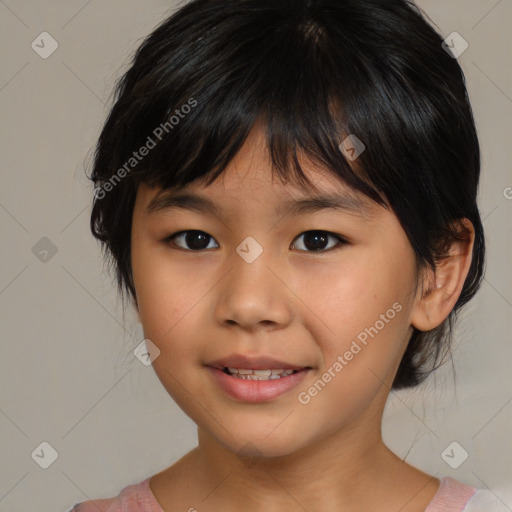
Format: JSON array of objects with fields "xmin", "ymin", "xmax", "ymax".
[
  {"xmin": 206, "ymin": 354, "xmax": 307, "ymax": 371},
  {"xmin": 207, "ymin": 367, "xmax": 310, "ymax": 403}
]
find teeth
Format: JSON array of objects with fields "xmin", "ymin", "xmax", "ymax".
[
  {"xmin": 224, "ymin": 368, "xmax": 298, "ymax": 380},
  {"xmin": 253, "ymin": 369, "xmax": 272, "ymax": 376}
]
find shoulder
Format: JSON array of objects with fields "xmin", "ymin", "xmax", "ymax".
[
  {"xmin": 70, "ymin": 497, "xmax": 117, "ymax": 512},
  {"xmin": 425, "ymin": 477, "xmax": 477, "ymax": 511},
  {"xmin": 426, "ymin": 477, "xmax": 511, "ymax": 512},
  {"xmin": 69, "ymin": 477, "xmax": 162, "ymax": 512}
]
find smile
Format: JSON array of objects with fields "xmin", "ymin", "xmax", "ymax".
[
  {"xmin": 223, "ymin": 368, "xmax": 298, "ymax": 380},
  {"xmin": 208, "ymin": 367, "xmax": 310, "ymax": 402}
]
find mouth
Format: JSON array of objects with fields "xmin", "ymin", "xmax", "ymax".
[
  {"xmin": 205, "ymin": 355, "xmax": 312, "ymax": 402},
  {"xmin": 220, "ymin": 367, "xmax": 303, "ymax": 380}
]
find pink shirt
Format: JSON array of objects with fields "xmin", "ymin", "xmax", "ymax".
[{"xmin": 69, "ymin": 476, "xmax": 487, "ymax": 511}]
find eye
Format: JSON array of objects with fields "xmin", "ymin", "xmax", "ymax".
[
  {"xmin": 291, "ymin": 231, "xmax": 347, "ymax": 252},
  {"xmin": 165, "ymin": 230, "xmax": 219, "ymax": 251},
  {"xmin": 163, "ymin": 229, "xmax": 347, "ymax": 252}
]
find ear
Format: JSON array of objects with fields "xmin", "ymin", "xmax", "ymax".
[{"xmin": 411, "ymin": 219, "xmax": 475, "ymax": 332}]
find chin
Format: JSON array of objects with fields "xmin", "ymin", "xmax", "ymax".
[{"xmin": 213, "ymin": 427, "xmax": 310, "ymax": 461}]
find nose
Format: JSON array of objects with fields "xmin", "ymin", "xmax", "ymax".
[{"xmin": 214, "ymin": 247, "xmax": 293, "ymax": 331}]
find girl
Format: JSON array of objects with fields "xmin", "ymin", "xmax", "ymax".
[{"xmin": 70, "ymin": 0, "xmax": 501, "ymax": 509}]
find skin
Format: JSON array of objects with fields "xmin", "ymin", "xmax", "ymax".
[{"xmin": 129, "ymin": 124, "xmax": 475, "ymax": 511}]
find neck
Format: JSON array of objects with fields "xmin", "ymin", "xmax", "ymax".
[{"xmin": 187, "ymin": 405, "xmax": 435, "ymax": 511}]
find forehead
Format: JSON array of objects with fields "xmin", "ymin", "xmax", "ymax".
[
  {"xmin": 144, "ymin": 174, "xmax": 379, "ymax": 222},
  {"xmin": 139, "ymin": 124, "xmax": 385, "ymax": 221}
]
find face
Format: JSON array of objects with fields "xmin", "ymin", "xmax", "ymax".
[{"xmin": 131, "ymin": 125, "xmax": 420, "ymax": 458}]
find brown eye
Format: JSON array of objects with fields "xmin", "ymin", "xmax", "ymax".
[
  {"xmin": 165, "ymin": 230, "xmax": 219, "ymax": 250},
  {"xmin": 291, "ymin": 231, "xmax": 347, "ymax": 252},
  {"xmin": 164, "ymin": 229, "xmax": 347, "ymax": 253}
]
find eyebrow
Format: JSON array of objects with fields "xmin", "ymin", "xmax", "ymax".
[{"xmin": 145, "ymin": 191, "xmax": 375, "ymax": 218}]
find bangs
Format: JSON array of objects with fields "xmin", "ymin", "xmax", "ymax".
[{"xmin": 103, "ymin": 2, "xmax": 408, "ymax": 205}]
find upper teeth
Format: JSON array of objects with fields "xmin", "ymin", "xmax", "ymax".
[{"xmin": 226, "ymin": 368, "xmax": 296, "ymax": 380}]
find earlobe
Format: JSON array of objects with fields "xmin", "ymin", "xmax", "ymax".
[{"xmin": 411, "ymin": 219, "xmax": 475, "ymax": 332}]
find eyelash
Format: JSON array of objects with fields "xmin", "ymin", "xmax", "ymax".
[{"xmin": 162, "ymin": 230, "xmax": 348, "ymax": 253}]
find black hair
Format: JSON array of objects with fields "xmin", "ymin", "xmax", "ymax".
[{"xmin": 89, "ymin": 0, "xmax": 485, "ymax": 389}]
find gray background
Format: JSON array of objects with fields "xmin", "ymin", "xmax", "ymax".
[{"xmin": 0, "ymin": 1, "xmax": 511, "ymax": 511}]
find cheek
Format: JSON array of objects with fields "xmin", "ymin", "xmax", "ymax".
[
  {"xmin": 131, "ymin": 241, "xmax": 208, "ymax": 350},
  {"xmin": 293, "ymin": 269, "xmax": 411, "ymax": 434},
  {"xmin": 301, "ymin": 254, "xmax": 412, "ymax": 339},
  {"xmin": 293, "ymin": 245, "xmax": 416, "ymax": 397},
  {"xmin": 131, "ymin": 248, "xmax": 208, "ymax": 405}
]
